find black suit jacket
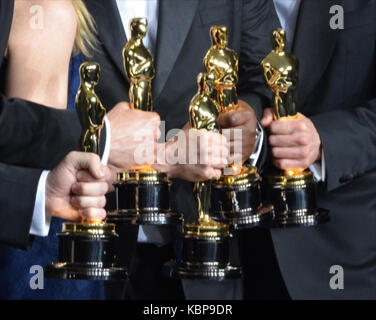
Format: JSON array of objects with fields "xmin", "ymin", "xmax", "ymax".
[
  {"xmin": 0, "ymin": 0, "xmax": 105, "ymax": 249},
  {"xmin": 270, "ymin": 0, "xmax": 376, "ymax": 299},
  {"xmin": 83, "ymin": 0, "xmax": 280, "ymax": 299}
]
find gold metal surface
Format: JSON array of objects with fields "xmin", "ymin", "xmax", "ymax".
[
  {"xmin": 76, "ymin": 62, "xmax": 106, "ymax": 155},
  {"xmin": 121, "ymin": 18, "xmax": 158, "ymax": 175},
  {"xmin": 215, "ymin": 164, "xmax": 259, "ymax": 186},
  {"xmin": 205, "ymin": 25, "xmax": 258, "ymax": 180},
  {"xmin": 204, "ymin": 26, "xmax": 239, "ymax": 113},
  {"xmin": 117, "ymin": 170, "xmax": 169, "ymax": 183},
  {"xmin": 188, "ymin": 72, "xmax": 229, "ymax": 236},
  {"xmin": 74, "ymin": 62, "xmax": 106, "ymax": 225},
  {"xmin": 261, "ymin": 29, "xmax": 299, "ymax": 119},
  {"xmin": 266, "ymin": 170, "xmax": 314, "ymax": 187},
  {"xmin": 184, "ymin": 215, "xmax": 230, "ymax": 238},
  {"xmin": 62, "ymin": 221, "xmax": 116, "ymax": 235},
  {"xmin": 262, "ymin": 29, "xmax": 307, "ymax": 177},
  {"xmin": 123, "ymin": 18, "xmax": 155, "ymax": 112}
]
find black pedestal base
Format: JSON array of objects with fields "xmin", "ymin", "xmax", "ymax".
[
  {"xmin": 172, "ymin": 263, "xmax": 241, "ymax": 280},
  {"xmin": 107, "ymin": 209, "xmax": 182, "ymax": 226},
  {"xmin": 45, "ymin": 263, "xmax": 127, "ymax": 281},
  {"xmin": 172, "ymin": 230, "xmax": 241, "ymax": 281},
  {"xmin": 272, "ymin": 208, "xmax": 330, "ymax": 228},
  {"xmin": 45, "ymin": 224, "xmax": 127, "ymax": 281},
  {"xmin": 213, "ymin": 205, "xmax": 274, "ymax": 229},
  {"xmin": 140, "ymin": 211, "xmax": 183, "ymax": 226}
]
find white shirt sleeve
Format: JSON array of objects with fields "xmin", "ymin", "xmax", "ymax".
[
  {"xmin": 309, "ymin": 150, "xmax": 326, "ymax": 182},
  {"xmin": 102, "ymin": 116, "xmax": 111, "ymax": 165},
  {"xmin": 29, "ymin": 170, "xmax": 52, "ymax": 237},
  {"xmin": 249, "ymin": 122, "xmax": 264, "ymax": 166}
]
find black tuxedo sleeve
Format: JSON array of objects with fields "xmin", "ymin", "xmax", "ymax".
[
  {"xmin": 0, "ymin": 95, "xmax": 107, "ymax": 170},
  {"xmin": 0, "ymin": 163, "xmax": 42, "ymax": 249},
  {"xmin": 311, "ymin": 98, "xmax": 376, "ymax": 192},
  {"xmin": 238, "ymin": 0, "xmax": 280, "ymax": 120}
]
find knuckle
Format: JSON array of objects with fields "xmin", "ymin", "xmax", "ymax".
[
  {"xmin": 202, "ymin": 166, "xmax": 212, "ymax": 179},
  {"xmin": 298, "ymin": 135, "xmax": 308, "ymax": 145},
  {"xmin": 298, "ymin": 121, "xmax": 307, "ymax": 131}
]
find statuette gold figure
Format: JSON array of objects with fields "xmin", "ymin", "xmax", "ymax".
[
  {"xmin": 261, "ymin": 29, "xmax": 299, "ymax": 119},
  {"xmin": 187, "ymin": 73, "xmax": 227, "ymax": 234},
  {"xmin": 204, "ymin": 25, "xmax": 239, "ymax": 112},
  {"xmin": 173, "ymin": 72, "xmax": 238, "ymax": 280},
  {"xmin": 45, "ymin": 62, "xmax": 127, "ymax": 281},
  {"xmin": 123, "ymin": 18, "xmax": 155, "ymax": 112},
  {"xmin": 260, "ymin": 29, "xmax": 329, "ymax": 227},
  {"xmin": 76, "ymin": 62, "xmax": 106, "ymax": 155},
  {"xmin": 113, "ymin": 18, "xmax": 181, "ymax": 227},
  {"xmin": 206, "ymin": 25, "xmax": 272, "ymax": 229}
]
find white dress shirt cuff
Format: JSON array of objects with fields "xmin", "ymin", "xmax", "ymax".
[
  {"xmin": 102, "ymin": 116, "xmax": 111, "ymax": 165},
  {"xmin": 309, "ymin": 150, "xmax": 326, "ymax": 182},
  {"xmin": 30, "ymin": 170, "xmax": 52, "ymax": 237},
  {"xmin": 249, "ymin": 122, "xmax": 264, "ymax": 166}
]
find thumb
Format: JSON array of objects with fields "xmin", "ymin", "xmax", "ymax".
[
  {"xmin": 70, "ymin": 152, "xmax": 104, "ymax": 179},
  {"xmin": 261, "ymin": 108, "xmax": 274, "ymax": 128}
]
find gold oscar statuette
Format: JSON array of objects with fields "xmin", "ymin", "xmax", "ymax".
[
  {"xmin": 173, "ymin": 72, "xmax": 240, "ymax": 280},
  {"xmin": 206, "ymin": 25, "xmax": 273, "ymax": 229},
  {"xmin": 45, "ymin": 62, "xmax": 127, "ymax": 281},
  {"xmin": 261, "ymin": 29, "xmax": 329, "ymax": 227},
  {"xmin": 111, "ymin": 17, "xmax": 181, "ymax": 226}
]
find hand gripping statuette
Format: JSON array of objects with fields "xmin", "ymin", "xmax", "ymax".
[
  {"xmin": 46, "ymin": 62, "xmax": 127, "ymax": 280},
  {"xmin": 109, "ymin": 18, "xmax": 181, "ymax": 262},
  {"xmin": 261, "ymin": 29, "xmax": 329, "ymax": 227},
  {"xmin": 173, "ymin": 73, "xmax": 241, "ymax": 280},
  {"xmin": 206, "ymin": 25, "xmax": 273, "ymax": 229}
]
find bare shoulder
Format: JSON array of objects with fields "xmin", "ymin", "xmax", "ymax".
[
  {"xmin": 10, "ymin": 0, "xmax": 77, "ymax": 46},
  {"xmin": 6, "ymin": 0, "xmax": 79, "ymax": 109}
]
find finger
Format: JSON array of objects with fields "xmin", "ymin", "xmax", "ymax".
[
  {"xmin": 76, "ymin": 165, "xmax": 111, "ymax": 182},
  {"xmin": 207, "ymin": 131, "xmax": 228, "ymax": 146},
  {"xmin": 270, "ymin": 118, "xmax": 308, "ymax": 136},
  {"xmin": 197, "ymin": 165, "xmax": 220, "ymax": 180},
  {"xmin": 272, "ymin": 146, "xmax": 309, "ymax": 160},
  {"xmin": 269, "ymin": 134, "xmax": 300, "ymax": 147},
  {"xmin": 71, "ymin": 182, "xmax": 109, "ymax": 196},
  {"xmin": 70, "ymin": 195, "xmax": 107, "ymax": 209},
  {"xmin": 79, "ymin": 208, "xmax": 107, "ymax": 221},
  {"xmin": 66, "ymin": 152, "xmax": 104, "ymax": 178},
  {"xmin": 208, "ymin": 156, "xmax": 228, "ymax": 168},
  {"xmin": 76, "ymin": 170, "xmax": 96, "ymax": 182},
  {"xmin": 210, "ymin": 145, "xmax": 229, "ymax": 159},
  {"xmin": 218, "ymin": 106, "xmax": 255, "ymax": 128},
  {"xmin": 84, "ymin": 154, "xmax": 106, "ymax": 179},
  {"xmin": 273, "ymin": 159, "xmax": 307, "ymax": 171},
  {"xmin": 261, "ymin": 108, "xmax": 274, "ymax": 127},
  {"xmin": 118, "ymin": 101, "xmax": 131, "ymax": 110}
]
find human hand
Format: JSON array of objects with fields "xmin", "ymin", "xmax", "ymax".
[
  {"xmin": 154, "ymin": 123, "xmax": 229, "ymax": 181},
  {"xmin": 261, "ymin": 108, "xmax": 322, "ymax": 170},
  {"xmin": 218, "ymin": 100, "xmax": 258, "ymax": 165},
  {"xmin": 45, "ymin": 151, "xmax": 111, "ymax": 222},
  {"xmin": 107, "ymin": 102, "xmax": 161, "ymax": 169}
]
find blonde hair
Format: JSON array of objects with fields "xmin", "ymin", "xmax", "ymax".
[{"xmin": 71, "ymin": 0, "xmax": 98, "ymax": 57}]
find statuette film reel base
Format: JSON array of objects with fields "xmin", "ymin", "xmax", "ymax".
[
  {"xmin": 263, "ymin": 170, "xmax": 329, "ymax": 228},
  {"xmin": 45, "ymin": 223, "xmax": 127, "ymax": 280},
  {"xmin": 211, "ymin": 164, "xmax": 274, "ymax": 229}
]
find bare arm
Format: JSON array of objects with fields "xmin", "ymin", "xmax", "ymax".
[{"xmin": 5, "ymin": 0, "xmax": 78, "ymax": 109}]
